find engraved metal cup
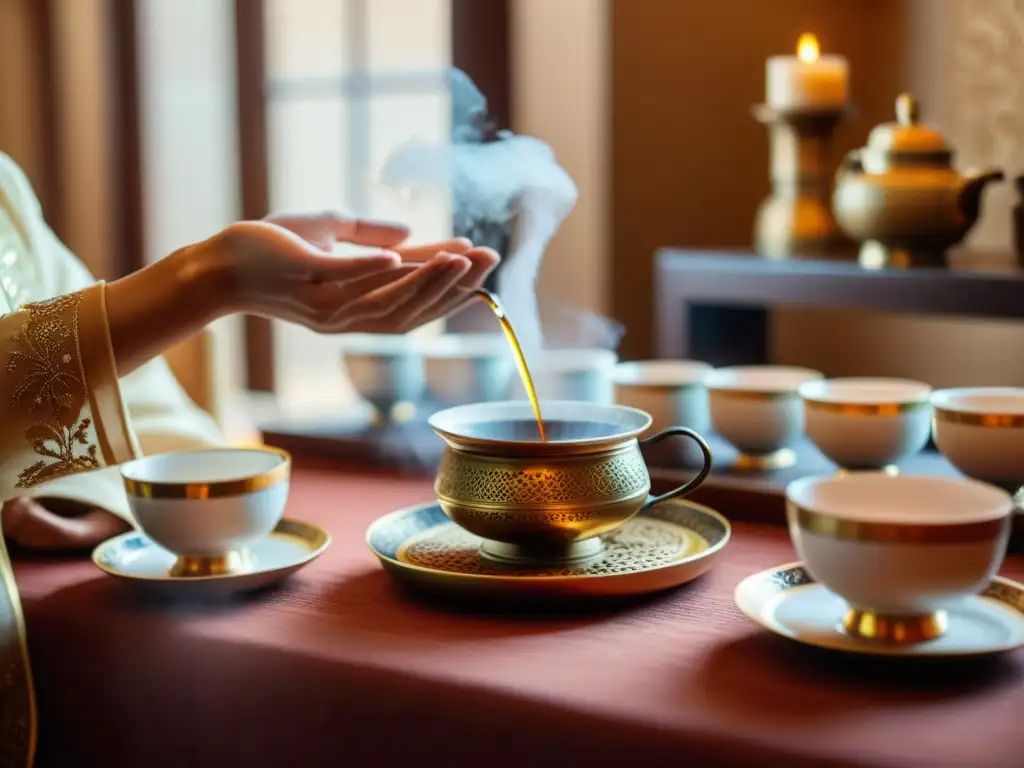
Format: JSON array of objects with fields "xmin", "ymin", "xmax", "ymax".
[{"xmin": 429, "ymin": 401, "xmax": 713, "ymax": 567}]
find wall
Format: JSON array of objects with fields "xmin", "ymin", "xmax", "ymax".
[
  {"xmin": 51, "ymin": 0, "xmax": 117, "ymax": 278},
  {"xmin": 136, "ymin": 0, "xmax": 247, "ymax": 430},
  {"xmin": 613, "ymin": 0, "xmax": 1024, "ymax": 387},
  {"xmin": 511, "ymin": 0, "xmax": 611, "ymax": 319},
  {"xmin": 0, "ymin": 0, "xmax": 47, "ymax": 202},
  {"xmin": 611, "ymin": 0, "xmax": 903, "ymax": 359},
  {"xmin": 774, "ymin": 0, "xmax": 1024, "ymax": 387},
  {"xmin": 0, "ymin": 0, "xmax": 114, "ymax": 278}
]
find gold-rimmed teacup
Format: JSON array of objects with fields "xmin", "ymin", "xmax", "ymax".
[
  {"xmin": 932, "ymin": 387, "xmax": 1024, "ymax": 495},
  {"xmin": 800, "ymin": 377, "xmax": 932, "ymax": 473},
  {"xmin": 610, "ymin": 359, "xmax": 713, "ymax": 467},
  {"xmin": 341, "ymin": 334, "xmax": 425, "ymax": 424},
  {"xmin": 429, "ymin": 400, "xmax": 713, "ymax": 567},
  {"xmin": 707, "ymin": 366, "xmax": 823, "ymax": 470},
  {"xmin": 787, "ymin": 473, "xmax": 1012, "ymax": 644},
  {"xmin": 120, "ymin": 447, "xmax": 291, "ymax": 577}
]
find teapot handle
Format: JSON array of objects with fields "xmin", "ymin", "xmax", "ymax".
[
  {"xmin": 839, "ymin": 149, "xmax": 865, "ymax": 176},
  {"xmin": 638, "ymin": 427, "xmax": 713, "ymax": 510}
]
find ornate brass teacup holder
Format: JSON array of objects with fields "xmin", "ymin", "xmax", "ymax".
[{"xmin": 428, "ymin": 401, "xmax": 713, "ymax": 568}]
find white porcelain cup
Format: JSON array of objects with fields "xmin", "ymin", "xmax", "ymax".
[
  {"xmin": 707, "ymin": 366, "xmax": 823, "ymax": 469},
  {"xmin": 418, "ymin": 333, "xmax": 515, "ymax": 406},
  {"xmin": 787, "ymin": 473, "xmax": 1012, "ymax": 643},
  {"xmin": 341, "ymin": 334, "xmax": 425, "ymax": 422},
  {"xmin": 121, "ymin": 447, "xmax": 291, "ymax": 577},
  {"xmin": 799, "ymin": 377, "xmax": 932, "ymax": 471},
  {"xmin": 932, "ymin": 387, "xmax": 1024, "ymax": 492},
  {"xmin": 513, "ymin": 349, "xmax": 618, "ymax": 405},
  {"xmin": 610, "ymin": 360, "xmax": 712, "ymax": 466}
]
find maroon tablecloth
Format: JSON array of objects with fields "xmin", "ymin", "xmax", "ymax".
[{"xmin": 14, "ymin": 460, "xmax": 1024, "ymax": 767}]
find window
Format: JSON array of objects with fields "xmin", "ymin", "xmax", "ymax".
[
  {"xmin": 237, "ymin": 0, "xmax": 510, "ymax": 406},
  {"xmin": 264, "ymin": 0, "xmax": 451, "ymax": 408}
]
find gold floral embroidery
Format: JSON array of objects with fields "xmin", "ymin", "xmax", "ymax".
[{"xmin": 4, "ymin": 291, "xmax": 99, "ymax": 487}]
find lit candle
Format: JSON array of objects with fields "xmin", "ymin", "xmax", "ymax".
[{"xmin": 766, "ymin": 33, "xmax": 848, "ymax": 110}]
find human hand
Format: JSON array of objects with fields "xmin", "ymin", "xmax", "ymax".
[
  {"xmin": 214, "ymin": 211, "xmax": 500, "ymax": 333},
  {"xmin": 106, "ymin": 210, "xmax": 501, "ymax": 378},
  {"xmin": 2, "ymin": 497, "xmax": 130, "ymax": 551}
]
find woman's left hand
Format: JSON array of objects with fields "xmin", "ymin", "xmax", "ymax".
[{"xmin": 2, "ymin": 497, "xmax": 129, "ymax": 551}]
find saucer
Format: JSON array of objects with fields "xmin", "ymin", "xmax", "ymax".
[
  {"xmin": 366, "ymin": 499, "xmax": 730, "ymax": 600},
  {"xmin": 735, "ymin": 562, "xmax": 1024, "ymax": 657},
  {"xmin": 92, "ymin": 518, "xmax": 330, "ymax": 598}
]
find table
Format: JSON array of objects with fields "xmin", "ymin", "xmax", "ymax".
[
  {"xmin": 15, "ymin": 460, "xmax": 1024, "ymax": 767},
  {"xmin": 653, "ymin": 249, "xmax": 1024, "ymax": 365}
]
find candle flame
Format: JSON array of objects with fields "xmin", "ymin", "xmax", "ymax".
[{"xmin": 797, "ymin": 33, "xmax": 820, "ymax": 63}]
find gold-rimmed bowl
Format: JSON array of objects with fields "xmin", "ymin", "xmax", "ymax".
[
  {"xmin": 799, "ymin": 377, "xmax": 932, "ymax": 472},
  {"xmin": 417, "ymin": 333, "xmax": 515, "ymax": 406},
  {"xmin": 707, "ymin": 365, "xmax": 823, "ymax": 469},
  {"xmin": 429, "ymin": 400, "xmax": 713, "ymax": 567},
  {"xmin": 787, "ymin": 473, "xmax": 1012, "ymax": 644},
  {"xmin": 120, "ymin": 447, "xmax": 291, "ymax": 577},
  {"xmin": 341, "ymin": 334, "xmax": 425, "ymax": 423},
  {"xmin": 523, "ymin": 349, "xmax": 619, "ymax": 405},
  {"xmin": 932, "ymin": 387, "xmax": 1024, "ymax": 492},
  {"xmin": 611, "ymin": 360, "xmax": 714, "ymax": 468}
]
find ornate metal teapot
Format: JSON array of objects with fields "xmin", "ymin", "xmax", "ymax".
[{"xmin": 832, "ymin": 93, "xmax": 1003, "ymax": 268}]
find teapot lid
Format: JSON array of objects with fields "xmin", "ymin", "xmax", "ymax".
[{"xmin": 865, "ymin": 94, "xmax": 948, "ymax": 156}]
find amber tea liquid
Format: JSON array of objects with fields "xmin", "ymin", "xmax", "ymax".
[{"xmin": 473, "ymin": 289, "xmax": 547, "ymax": 441}]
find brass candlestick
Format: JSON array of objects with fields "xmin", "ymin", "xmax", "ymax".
[
  {"xmin": 752, "ymin": 104, "xmax": 854, "ymax": 259},
  {"xmin": 1014, "ymin": 174, "xmax": 1024, "ymax": 268}
]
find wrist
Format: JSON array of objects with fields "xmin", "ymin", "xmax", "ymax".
[{"xmin": 167, "ymin": 236, "xmax": 239, "ymax": 322}]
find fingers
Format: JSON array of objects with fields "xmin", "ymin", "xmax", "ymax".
[
  {"xmin": 287, "ymin": 264, "xmax": 420, "ymax": 325},
  {"xmin": 394, "ymin": 238, "xmax": 473, "ymax": 262},
  {"xmin": 306, "ymin": 251, "xmax": 403, "ymax": 283},
  {"xmin": 262, "ymin": 211, "xmax": 409, "ymax": 249},
  {"xmin": 267, "ymin": 211, "xmax": 410, "ymax": 249},
  {"xmin": 342, "ymin": 253, "xmax": 472, "ymax": 330},
  {"xmin": 405, "ymin": 247, "xmax": 502, "ymax": 326}
]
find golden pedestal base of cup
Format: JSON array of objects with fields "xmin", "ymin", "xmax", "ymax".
[
  {"xmin": 369, "ymin": 401, "xmax": 418, "ymax": 426},
  {"xmin": 836, "ymin": 465, "xmax": 899, "ymax": 477},
  {"xmin": 478, "ymin": 537, "xmax": 606, "ymax": 569},
  {"xmin": 170, "ymin": 549, "xmax": 254, "ymax": 578},
  {"xmin": 842, "ymin": 607, "xmax": 948, "ymax": 644},
  {"xmin": 735, "ymin": 448, "xmax": 797, "ymax": 471}
]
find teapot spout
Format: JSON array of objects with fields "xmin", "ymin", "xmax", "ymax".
[{"xmin": 958, "ymin": 168, "xmax": 1004, "ymax": 227}]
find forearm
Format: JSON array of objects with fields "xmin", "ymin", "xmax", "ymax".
[{"xmin": 105, "ymin": 237, "xmax": 233, "ymax": 378}]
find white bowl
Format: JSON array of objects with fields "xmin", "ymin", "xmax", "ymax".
[
  {"xmin": 512, "ymin": 348, "xmax": 618, "ymax": 405},
  {"xmin": 800, "ymin": 377, "xmax": 932, "ymax": 470},
  {"xmin": 417, "ymin": 333, "xmax": 515, "ymax": 406},
  {"xmin": 341, "ymin": 334, "xmax": 425, "ymax": 418},
  {"xmin": 610, "ymin": 359, "xmax": 713, "ymax": 428},
  {"xmin": 707, "ymin": 366, "xmax": 823, "ymax": 467},
  {"xmin": 932, "ymin": 387, "xmax": 1024, "ymax": 491},
  {"xmin": 120, "ymin": 448, "xmax": 290, "ymax": 564},
  {"xmin": 787, "ymin": 474, "xmax": 1012, "ymax": 640}
]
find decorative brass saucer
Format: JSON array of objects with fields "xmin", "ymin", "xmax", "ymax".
[
  {"xmin": 366, "ymin": 498, "xmax": 730, "ymax": 600},
  {"xmin": 735, "ymin": 562, "xmax": 1024, "ymax": 657}
]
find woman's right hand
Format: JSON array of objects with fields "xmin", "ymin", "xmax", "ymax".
[
  {"xmin": 216, "ymin": 213, "xmax": 499, "ymax": 333},
  {"xmin": 105, "ymin": 211, "xmax": 500, "ymax": 377}
]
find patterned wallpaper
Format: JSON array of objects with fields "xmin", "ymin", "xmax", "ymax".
[{"xmin": 949, "ymin": 0, "xmax": 1024, "ymax": 247}]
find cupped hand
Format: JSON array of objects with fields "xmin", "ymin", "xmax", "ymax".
[{"xmin": 216, "ymin": 210, "xmax": 500, "ymax": 333}]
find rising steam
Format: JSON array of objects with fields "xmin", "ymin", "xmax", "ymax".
[{"xmin": 378, "ymin": 69, "xmax": 622, "ymax": 385}]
